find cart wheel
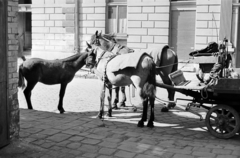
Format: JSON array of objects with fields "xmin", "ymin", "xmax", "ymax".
[{"xmin": 205, "ymin": 104, "xmax": 240, "ymax": 139}]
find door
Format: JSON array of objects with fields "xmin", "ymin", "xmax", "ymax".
[
  {"xmin": 170, "ymin": 9, "xmax": 196, "ymax": 61},
  {"xmin": 24, "ymin": 12, "xmax": 32, "ymax": 49},
  {"xmin": 0, "ymin": 0, "xmax": 9, "ymax": 148}
]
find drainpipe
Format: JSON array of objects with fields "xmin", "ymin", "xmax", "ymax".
[{"xmin": 75, "ymin": 0, "xmax": 79, "ymax": 53}]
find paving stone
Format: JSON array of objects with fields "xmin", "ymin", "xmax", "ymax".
[
  {"xmin": 192, "ymin": 147, "xmax": 211, "ymax": 152},
  {"xmin": 212, "ymin": 148, "xmax": 232, "ymax": 155},
  {"xmin": 68, "ymin": 136, "xmax": 84, "ymax": 141},
  {"xmin": 192, "ymin": 151, "xmax": 216, "ymax": 157},
  {"xmin": 81, "ymin": 138, "xmax": 101, "ymax": 145},
  {"xmin": 98, "ymin": 141, "xmax": 118, "ymax": 149},
  {"xmin": 38, "ymin": 129, "xmax": 60, "ymax": 135},
  {"xmin": 47, "ymin": 133, "xmax": 72, "ymax": 142},
  {"xmin": 66, "ymin": 142, "xmax": 81, "ymax": 149},
  {"xmin": 98, "ymin": 147, "xmax": 116, "ymax": 155},
  {"xmin": 216, "ymin": 155, "xmax": 238, "ymax": 158},
  {"xmin": 114, "ymin": 150, "xmax": 136, "ymax": 158},
  {"xmin": 173, "ymin": 154, "xmax": 194, "ymax": 158},
  {"xmin": 40, "ymin": 142, "xmax": 55, "ymax": 149},
  {"xmin": 68, "ymin": 149, "xmax": 82, "ymax": 156},
  {"xmin": 117, "ymin": 143, "xmax": 149, "ymax": 153},
  {"xmin": 104, "ymin": 137, "xmax": 122, "ymax": 143},
  {"xmin": 56, "ymin": 140, "xmax": 71, "ymax": 147},
  {"xmin": 232, "ymin": 150, "xmax": 240, "ymax": 156},
  {"xmin": 96, "ymin": 155, "xmax": 113, "ymax": 158},
  {"xmin": 82, "ymin": 152, "xmax": 98, "ymax": 158},
  {"xmin": 78, "ymin": 144, "xmax": 99, "ymax": 153},
  {"xmin": 134, "ymin": 154, "xmax": 159, "ymax": 158},
  {"xmin": 167, "ymin": 148, "xmax": 192, "ymax": 155}
]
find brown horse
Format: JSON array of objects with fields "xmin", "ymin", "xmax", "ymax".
[
  {"xmin": 90, "ymin": 31, "xmax": 178, "ymax": 112},
  {"xmin": 18, "ymin": 49, "xmax": 95, "ymax": 113},
  {"xmin": 87, "ymin": 43, "xmax": 156, "ymax": 127}
]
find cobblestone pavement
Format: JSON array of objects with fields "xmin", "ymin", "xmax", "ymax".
[{"xmin": 1, "ymin": 76, "xmax": 240, "ymax": 158}]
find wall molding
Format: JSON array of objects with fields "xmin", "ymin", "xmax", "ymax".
[
  {"xmin": 31, "ymin": 4, "xmax": 75, "ymax": 8},
  {"xmin": 127, "ymin": 2, "xmax": 170, "ymax": 7},
  {"xmin": 171, "ymin": 1, "xmax": 196, "ymax": 11},
  {"xmin": 81, "ymin": 2, "xmax": 106, "ymax": 7}
]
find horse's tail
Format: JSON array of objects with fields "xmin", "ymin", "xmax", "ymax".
[
  {"xmin": 18, "ymin": 64, "xmax": 26, "ymax": 89},
  {"xmin": 141, "ymin": 60, "xmax": 156, "ymax": 99}
]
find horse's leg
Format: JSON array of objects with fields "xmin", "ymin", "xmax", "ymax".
[
  {"xmin": 23, "ymin": 81, "xmax": 37, "ymax": 110},
  {"xmin": 58, "ymin": 83, "xmax": 68, "ymax": 114},
  {"xmin": 97, "ymin": 81, "xmax": 106, "ymax": 119},
  {"xmin": 147, "ymin": 97, "xmax": 155, "ymax": 128},
  {"xmin": 138, "ymin": 97, "xmax": 148, "ymax": 127},
  {"xmin": 106, "ymin": 85, "xmax": 112, "ymax": 117},
  {"xmin": 119, "ymin": 86, "xmax": 126, "ymax": 107},
  {"xmin": 158, "ymin": 71, "xmax": 176, "ymax": 112},
  {"xmin": 112, "ymin": 86, "xmax": 119, "ymax": 109},
  {"xmin": 135, "ymin": 86, "xmax": 148, "ymax": 127}
]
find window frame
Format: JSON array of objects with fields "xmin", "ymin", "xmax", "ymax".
[{"xmin": 106, "ymin": 1, "xmax": 128, "ymax": 39}]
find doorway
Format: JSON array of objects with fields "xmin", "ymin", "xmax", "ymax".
[
  {"xmin": 170, "ymin": 2, "xmax": 196, "ymax": 61},
  {"xmin": 18, "ymin": 0, "xmax": 32, "ymax": 57}
]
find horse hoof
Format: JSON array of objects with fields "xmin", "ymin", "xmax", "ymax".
[
  {"xmin": 147, "ymin": 122, "xmax": 154, "ymax": 128},
  {"xmin": 96, "ymin": 114, "xmax": 102, "ymax": 119},
  {"xmin": 119, "ymin": 102, "xmax": 126, "ymax": 107},
  {"xmin": 112, "ymin": 105, "xmax": 119, "ymax": 110},
  {"xmin": 131, "ymin": 106, "xmax": 137, "ymax": 112},
  {"xmin": 106, "ymin": 112, "xmax": 112, "ymax": 117},
  {"xmin": 161, "ymin": 107, "xmax": 169, "ymax": 112},
  {"xmin": 137, "ymin": 121, "xmax": 144, "ymax": 127},
  {"xmin": 59, "ymin": 109, "xmax": 65, "ymax": 114}
]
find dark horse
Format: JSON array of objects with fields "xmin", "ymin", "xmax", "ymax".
[
  {"xmin": 87, "ymin": 44, "xmax": 156, "ymax": 127},
  {"xmin": 90, "ymin": 31, "xmax": 178, "ymax": 112},
  {"xmin": 18, "ymin": 49, "xmax": 95, "ymax": 113}
]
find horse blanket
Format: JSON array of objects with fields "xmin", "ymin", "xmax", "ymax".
[{"xmin": 107, "ymin": 51, "xmax": 151, "ymax": 72}]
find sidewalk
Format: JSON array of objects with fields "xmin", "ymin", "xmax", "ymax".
[{"xmin": 1, "ymin": 76, "xmax": 240, "ymax": 158}]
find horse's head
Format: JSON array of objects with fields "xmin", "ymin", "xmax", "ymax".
[
  {"xmin": 90, "ymin": 30, "xmax": 117, "ymax": 51},
  {"xmin": 84, "ymin": 42, "xmax": 97, "ymax": 69}
]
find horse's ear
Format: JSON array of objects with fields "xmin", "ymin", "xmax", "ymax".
[
  {"xmin": 86, "ymin": 41, "xmax": 92, "ymax": 48},
  {"xmin": 95, "ymin": 30, "xmax": 98, "ymax": 36}
]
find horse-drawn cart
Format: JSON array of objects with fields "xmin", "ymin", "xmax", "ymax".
[{"xmin": 155, "ymin": 55, "xmax": 240, "ymax": 139}]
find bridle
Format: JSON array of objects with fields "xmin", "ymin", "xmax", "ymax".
[{"xmin": 92, "ymin": 34, "xmax": 117, "ymax": 52}]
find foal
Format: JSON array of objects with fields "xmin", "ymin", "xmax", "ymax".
[{"xmin": 18, "ymin": 49, "xmax": 95, "ymax": 113}]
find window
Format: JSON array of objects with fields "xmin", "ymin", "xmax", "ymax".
[{"xmin": 107, "ymin": 0, "xmax": 127, "ymax": 36}]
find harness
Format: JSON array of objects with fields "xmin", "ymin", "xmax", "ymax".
[{"xmin": 94, "ymin": 50, "xmax": 117, "ymax": 84}]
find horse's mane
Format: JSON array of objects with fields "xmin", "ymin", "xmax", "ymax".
[
  {"xmin": 102, "ymin": 33, "xmax": 118, "ymax": 43},
  {"xmin": 60, "ymin": 52, "xmax": 82, "ymax": 62}
]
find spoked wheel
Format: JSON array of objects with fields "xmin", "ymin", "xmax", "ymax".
[{"xmin": 206, "ymin": 104, "xmax": 240, "ymax": 139}]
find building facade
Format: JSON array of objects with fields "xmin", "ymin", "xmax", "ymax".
[
  {"xmin": 18, "ymin": 0, "xmax": 240, "ymax": 65},
  {"xmin": 0, "ymin": 0, "xmax": 20, "ymax": 148}
]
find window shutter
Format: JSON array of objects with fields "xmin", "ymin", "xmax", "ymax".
[{"xmin": 219, "ymin": 0, "xmax": 233, "ymax": 40}]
